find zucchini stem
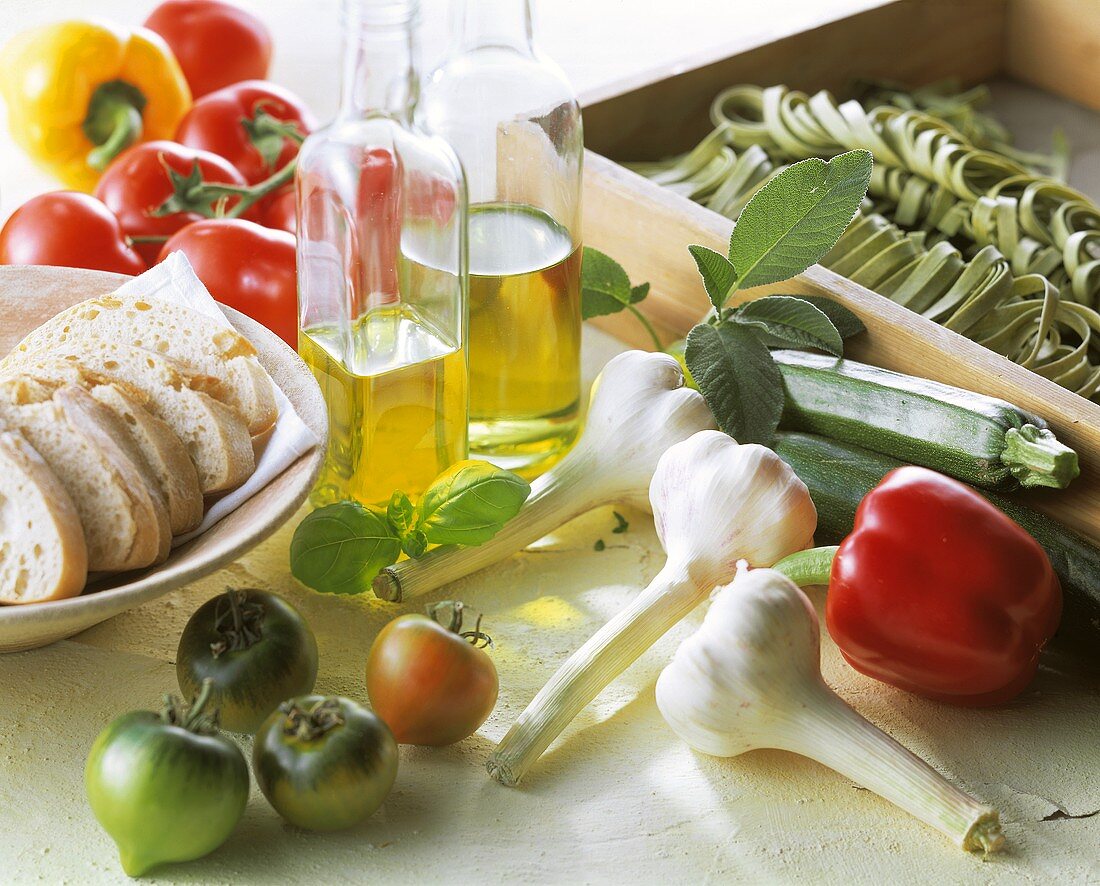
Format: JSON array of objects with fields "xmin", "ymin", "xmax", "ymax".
[
  {"xmin": 1003, "ymin": 424, "xmax": 1080, "ymax": 489},
  {"xmin": 772, "ymin": 546, "xmax": 838, "ymax": 587}
]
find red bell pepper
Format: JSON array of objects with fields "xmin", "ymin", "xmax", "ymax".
[{"xmin": 826, "ymin": 466, "xmax": 1061, "ymax": 706}]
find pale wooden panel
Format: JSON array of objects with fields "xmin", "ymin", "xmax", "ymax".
[
  {"xmin": 582, "ymin": 0, "xmax": 1008, "ymax": 160},
  {"xmin": 1006, "ymin": 0, "xmax": 1100, "ymax": 111},
  {"xmin": 582, "ymin": 151, "xmax": 1100, "ymax": 543}
]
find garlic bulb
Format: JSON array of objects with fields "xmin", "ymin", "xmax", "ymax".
[
  {"xmin": 487, "ymin": 430, "xmax": 817, "ymax": 786},
  {"xmin": 656, "ymin": 564, "xmax": 1005, "ymax": 854},
  {"xmin": 374, "ymin": 350, "xmax": 716, "ymax": 602}
]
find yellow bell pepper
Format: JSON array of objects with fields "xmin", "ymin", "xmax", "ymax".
[{"xmin": 0, "ymin": 20, "xmax": 191, "ymax": 191}]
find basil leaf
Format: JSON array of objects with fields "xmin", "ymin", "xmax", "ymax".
[
  {"xmin": 386, "ymin": 490, "xmax": 416, "ymax": 536},
  {"xmin": 732, "ymin": 295, "xmax": 844, "ymax": 356},
  {"xmin": 418, "ymin": 461, "xmax": 531, "ymax": 546},
  {"xmin": 685, "ymin": 321, "xmax": 784, "ymax": 445},
  {"xmin": 290, "ymin": 501, "xmax": 401, "ymax": 595},
  {"xmin": 727, "ymin": 150, "xmax": 872, "ymax": 290},
  {"xmin": 791, "ymin": 294, "xmax": 866, "ymax": 339},
  {"xmin": 401, "ymin": 529, "xmax": 428, "ymax": 559},
  {"xmin": 581, "ymin": 246, "xmax": 634, "ymax": 319},
  {"xmin": 688, "ymin": 244, "xmax": 738, "ymax": 310}
]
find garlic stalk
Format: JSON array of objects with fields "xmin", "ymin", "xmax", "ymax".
[
  {"xmin": 487, "ymin": 430, "xmax": 817, "ymax": 786},
  {"xmin": 373, "ymin": 350, "xmax": 716, "ymax": 602},
  {"xmin": 656, "ymin": 564, "xmax": 1005, "ymax": 854}
]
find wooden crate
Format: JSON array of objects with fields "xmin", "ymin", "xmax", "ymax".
[{"xmin": 577, "ymin": 0, "xmax": 1100, "ymax": 543}]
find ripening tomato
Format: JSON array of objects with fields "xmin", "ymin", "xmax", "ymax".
[
  {"xmin": 366, "ymin": 605, "xmax": 499, "ymax": 746},
  {"xmin": 177, "ymin": 81, "xmax": 315, "ymax": 185},
  {"xmin": 253, "ymin": 696, "xmax": 398, "ymax": 831},
  {"xmin": 94, "ymin": 140, "xmax": 251, "ymax": 265},
  {"xmin": 0, "ymin": 191, "xmax": 146, "ymax": 275},
  {"xmin": 145, "ymin": 0, "xmax": 272, "ymax": 98},
  {"xmin": 159, "ymin": 219, "xmax": 297, "ymax": 346},
  {"xmin": 262, "ymin": 186, "xmax": 296, "ymax": 233},
  {"xmin": 85, "ymin": 684, "xmax": 249, "ymax": 876},
  {"xmin": 177, "ymin": 589, "xmax": 319, "ymax": 733}
]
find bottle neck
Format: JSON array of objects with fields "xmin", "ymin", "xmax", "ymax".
[
  {"xmin": 340, "ymin": 0, "xmax": 419, "ymax": 118},
  {"xmin": 455, "ymin": 0, "xmax": 533, "ymax": 53}
]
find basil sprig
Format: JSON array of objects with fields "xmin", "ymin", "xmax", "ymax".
[{"xmin": 290, "ymin": 462, "xmax": 531, "ymax": 595}]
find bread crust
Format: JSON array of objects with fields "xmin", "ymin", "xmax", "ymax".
[{"xmin": 0, "ymin": 430, "xmax": 88, "ymax": 604}]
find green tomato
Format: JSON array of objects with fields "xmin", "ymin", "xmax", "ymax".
[
  {"xmin": 177, "ymin": 588, "xmax": 319, "ymax": 733},
  {"xmin": 85, "ymin": 681, "xmax": 249, "ymax": 877},
  {"xmin": 253, "ymin": 695, "xmax": 398, "ymax": 831}
]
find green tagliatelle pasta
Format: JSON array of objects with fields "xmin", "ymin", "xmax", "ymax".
[{"xmin": 629, "ymin": 84, "xmax": 1100, "ymax": 400}]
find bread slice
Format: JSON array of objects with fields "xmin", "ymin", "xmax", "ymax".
[
  {"xmin": 4, "ymin": 347, "xmax": 255, "ymax": 495},
  {"xmin": 7, "ymin": 293, "xmax": 278, "ymax": 435},
  {"xmin": 0, "ymin": 380, "xmax": 168, "ymax": 572},
  {"xmin": 90, "ymin": 385, "xmax": 203, "ymax": 536},
  {"xmin": 0, "ymin": 429, "xmax": 88, "ymax": 604}
]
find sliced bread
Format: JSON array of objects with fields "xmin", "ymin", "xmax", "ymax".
[
  {"xmin": 4, "ymin": 346, "xmax": 255, "ymax": 495},
  {"xmin": 0, "ymin": 379, "xmax": 168, "ymax": 573},
  {"xmin": 90, "ymin": 385, "xmax": 203, "ymax": 536},
  {"xmin": 7, "ymin": 293, "xmax": 278, "ymax": 435},
  {"xmin": 0, "ymin": 429, "xmax": 88, "ymax": 604}
]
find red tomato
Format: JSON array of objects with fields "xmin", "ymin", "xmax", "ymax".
[
  {"xmin": 159, "ymin": 219, "xmax": 297, "ymax": 346},
  {"xmin": 0, "ymin": 192, "xmax": 146, "ymax": 275},
  {"xmin": 95, "ymin": 141, "xmax": 251, "ymax": 265},
  {"xmin": 262, "ymin": 186, "xmax": 296, "ymax": 234},
  {"xmin": 177, "ymin": 81, "xmax": 315, "ymax": 185},
  {"xmin": 145, "ymin": 0, "xmax": 272, "ymax": 98},
  {"xmin": 366, "ymin": 610, "xmax": 499, "ymax": 746}
]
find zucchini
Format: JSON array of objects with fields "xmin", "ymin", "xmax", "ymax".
[
  {"xmin": 774, "ymin": 350, "xmax": 1079, "ymax": 491},
  {"xmin": 775, "ymin": 431, "xmax": 1100, "ymax": 646}
]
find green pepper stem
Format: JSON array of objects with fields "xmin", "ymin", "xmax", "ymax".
[
  {"xmin": 86, "ymin": 103, "xmax": 143, "ymax": 170},
  {"xmin": 1003, "ymin": 424, "xmax": 1080, "ymax": 489},
  {"xmin": 771, "ymin": 545, "xmax": 838, "ymax": 587}
]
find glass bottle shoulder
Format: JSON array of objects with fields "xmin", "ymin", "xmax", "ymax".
[
  {"xmin": 297, "ymin": 114, "xmax": 465, "ymax": 186},
  {"xmin": 419, "ymin": 47, "xmax": 579, "ymax": 126}
]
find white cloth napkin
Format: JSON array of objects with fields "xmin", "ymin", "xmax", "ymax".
[{"xmin": 114, "ymin": 252, "xmax": 320, "ymax": 544}]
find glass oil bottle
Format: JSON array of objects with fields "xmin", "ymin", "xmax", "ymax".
[
  {"xmin": 296, "ymin": 0, "xmax": 468, "ymax": 507},
  {"xmin": 418, "ymin": 0, "xmax": 583, "ymax": 478}
]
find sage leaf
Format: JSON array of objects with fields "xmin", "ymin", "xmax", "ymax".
[
  {"xmin": 727, "ymin": 150, "xmax": 872, "ymax": 290},
  {"xmin": 290, "ymin": 501, "xmax": 401, "ymax": 595},
  {"xmin": 685, "ymin": 321, "xmax": 784, "ymax": 445},
  {"xmin": 581, "ymin": 246, "xmax": 634, "ymax": 319},
  {"xmin": 793, "ymin": 294, "xmax": 866, "ymax": 339},
  {"xmin": 689, "ymin": 244, "xmax": 738, "ymax": 310},
  {"xmin": 630, "ymin": 282, "xmax": 650, "ymax": 304},
  {"xmin": 732, "ymin": 295, "xmax": 844, "ymax": 356},
  {"xmin": 418, "ymin": 461, "xmax": 531, "ymax": 546}
]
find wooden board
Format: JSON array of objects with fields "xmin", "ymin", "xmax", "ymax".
[
  {"xmin": 581, "ymin": 151, "xmax": 1100, "ymax": 544},
  {"xmin": 582, "ymin": 0, "xmax": 1007, "ymax": 160},
  {"xmin": 0, "ymin": 266, "xmax": 326, "ymax": 652},
  {"xmin": 1006, "ymin": 0, "xmax": 1100, "ymax": 111}
]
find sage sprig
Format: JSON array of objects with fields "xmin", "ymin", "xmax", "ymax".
[
  {"xmin": 581, "ymin": 246, "xmax": 660, "ymax": 350},
  {"xmin": 685, "ymin": 151, "xmax": 873, "ymax": 444},
  {"xmin": 290, "ymin": 462, "xmax": 531, "ymax": 595}
]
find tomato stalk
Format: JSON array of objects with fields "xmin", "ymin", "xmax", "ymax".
[
  {"xmin": 154, "ymin": 144, "xmax": 300, "ymax": 221},
  {"xmin": 161, "ymin": 678, "xmax": 218, "ymax": 734},
  {"xmin": 280, "ymin": 697, "xmax": 347, "ymax": 742},
  {"xmin": 210, "ymin": 588, "xmax": 266, "ymax": 657},
  {"xmin": 426, "ymin": 600, "xmax": 493, "ymax": 648}
]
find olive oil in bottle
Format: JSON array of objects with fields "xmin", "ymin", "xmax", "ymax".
[
  {"xmin": 418, "ymin": 0, "xmax": 583, "ymax": 477},
  {"xmin": 300, "ymin": 308, "xmax": 467, "ymax": 507},
  {"xmin": 295, "ymin": 0, "xmax": 469, "ymax": 508},
  {"xmin": 467, "ymin": 203, "xmax": 581, "ymax": 471}
]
